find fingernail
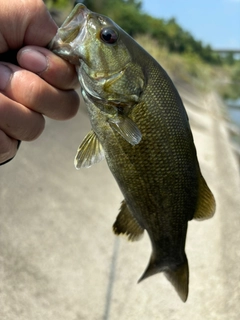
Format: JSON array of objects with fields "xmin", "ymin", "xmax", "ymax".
[
  {"xmin": 18, "ymin": 49, "xmax": 48, "ymax": 73},
  {"xmin": 0, "ymin": 64, "xmax": 12, "ymax": 91}
]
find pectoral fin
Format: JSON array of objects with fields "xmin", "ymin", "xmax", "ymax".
[
  {"xmin": 113, "ymin": 200, "xmax": 144, "ymax": 241},
  {"xmin": 194, "ymin": 172, "xmax": 216, "ymax": 220},
  {"xmin": 108, "ymin": 116, "xmax": 142, "ymax": 146},
  {"xmin": 74, "ymin": 130, "xmax": 105, "ymax": 169}
]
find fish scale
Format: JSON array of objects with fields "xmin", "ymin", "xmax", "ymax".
[{"xmin": 49, "ymin": 3, "xmax": 216, "ymax": 302}]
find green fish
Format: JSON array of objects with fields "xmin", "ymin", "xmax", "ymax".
[{"xmin": 49, "ymin": 4, "xmax": 216, "ymax": 302}]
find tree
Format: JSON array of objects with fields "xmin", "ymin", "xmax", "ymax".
[{"xmin": 44, "ymin": 0, "xmax": 227, "ymax": 65}]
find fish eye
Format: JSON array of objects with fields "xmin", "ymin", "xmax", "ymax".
[{"xmin": 100, "ymin": 28, "xmax": 118, "ymax": 44}]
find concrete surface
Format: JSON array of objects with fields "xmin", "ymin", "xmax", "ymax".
[{"xmin": 0, "ymin": 86, "xmax": 240, "ymax": 320}]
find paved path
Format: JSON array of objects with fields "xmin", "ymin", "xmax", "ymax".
[{"xmin": 1, "ymin": 87, "xmax": 239, "ymax": 319}]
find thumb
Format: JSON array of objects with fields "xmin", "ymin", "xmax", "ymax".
[
  {"xmin": 24, "ymin": 0, "xmax": 58, "ymax": 46},
  {"xmin": 0, "ymin": 0, "xmax": 57, "ymax": 51}
]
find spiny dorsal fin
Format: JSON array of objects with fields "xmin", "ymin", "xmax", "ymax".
[
  {"xmin": 113, "ymin": 200, "xmax": 144, "ymax": 241},
  {"xmin": 74, "ymin": 130, "xmax": 105, "ymax": 169},
  {"xmin": 108, "ymin": 116, "xmax": 142, "ymax": 146},
  {"xmin": 194, "ymin": 172, "xmax": 216, "ymax": 220}
]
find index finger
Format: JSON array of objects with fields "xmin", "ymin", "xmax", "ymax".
[{"xmin": 17, "ymin": 46, "xmax": 79, "ymax": 90}]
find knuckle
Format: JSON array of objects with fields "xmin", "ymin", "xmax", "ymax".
[{"xmin": 24, "ymin": 78, "xmax": 43, "ymax": 105}]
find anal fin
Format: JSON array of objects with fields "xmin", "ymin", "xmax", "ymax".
[
  {"xmin": 74, "ymin": 130, "xmax": 105, "ymax": 169},
  {"xmin": 113, "ymin": 200, "xmax": 144, "ymax": 241}
]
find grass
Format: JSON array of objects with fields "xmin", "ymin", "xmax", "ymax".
[{"xmin": 135, "ymin": 35, "xmax": 239, "ymax": 101}]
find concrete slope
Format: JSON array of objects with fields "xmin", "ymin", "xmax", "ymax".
[{"xmin": 0, "ymin": 88, "xmax": 239, "ymax": 320}]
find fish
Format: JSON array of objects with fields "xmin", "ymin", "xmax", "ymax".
[{"xmin": 49, "ymin": 4, "xmax": 216, "ymax": 302}]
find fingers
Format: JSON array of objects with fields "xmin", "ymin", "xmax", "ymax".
[
  {"xmin": 17, "ymin": 46, "xmax": 80, "ymax": 90},
  {"xmin": 0, "ymin": 0, "xmax": 80, "ymax": 164},
  {"xmin": 0, "ymin": 92, "xmax": 45, "ymax": 141},
  {"xmin": 0, "ymin": 62, "xmax": 80, "ymax": 120}
]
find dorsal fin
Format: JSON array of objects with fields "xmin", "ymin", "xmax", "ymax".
[
  {"xmin": 74, "ymin": 130, "xmax": 105, "ymax": 169},
  {"xmin": 194, "ymin": 172, "xmax": 216, "ymax": 220},
  {"xmin": 113, "ymin": 200, "xmax": 144, "ymax": 241}
]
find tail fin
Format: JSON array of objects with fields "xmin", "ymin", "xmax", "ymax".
[
  {"xmin": 138, "ymin": 253, "xmax": 189, "ymax": 302},
  {"xmin": 164, "ymin": 258, "xmax": 189, "ymax": 302}
]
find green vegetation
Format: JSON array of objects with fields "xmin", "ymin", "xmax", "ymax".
[
  {"xmin": 220, "ymin": 62, "xmax": 240, "ymax": 100},
  {"xmin": 44, "ymin": 0, "xmax": 71, "ymax": 9},
  {"xmin": 135, "ymin": 35, "xmax": 240, "ymax": 100},
  {"xmin": 76, "ymin": 0, "xmax": 223, "ymax": 65},
  {"xmin": 44, "ymin": 0, "xmax": 240, "ymax": 100}
]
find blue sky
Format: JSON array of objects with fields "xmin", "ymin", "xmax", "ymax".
[{"xmin": 142, "ymin": 0, "xmax": 240, "ymax": 49}]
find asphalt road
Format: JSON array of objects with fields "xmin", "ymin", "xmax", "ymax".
[{"xmin": 0, "ymin": 88, "xmax": 240, "ymax": 320}]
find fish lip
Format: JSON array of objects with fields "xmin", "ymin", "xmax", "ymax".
[
  {"xmin": 48, "ymin": 4, "xmax": 89, "ymax": 63},
  {"xmin": 60, "ymin": 4, "xmax": 88, "ymax": 30}
]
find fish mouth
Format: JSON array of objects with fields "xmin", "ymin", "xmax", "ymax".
[{"xmin": 48, "ymin": 4, "xmax": 89, "ymax": 64}]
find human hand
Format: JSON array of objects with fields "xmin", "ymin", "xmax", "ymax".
[{"xmin": 0, "ymin": 0, "xmax": 80, "ymax": 164}]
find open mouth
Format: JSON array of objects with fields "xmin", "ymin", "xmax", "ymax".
[{"xmin": 48, "ymin": 4, "xmax": 89, "ymax": 62}]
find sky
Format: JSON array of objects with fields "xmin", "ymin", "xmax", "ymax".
[{"xmin": 142, "ymin": 0, "xmax": 240, "ymax": 50}]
